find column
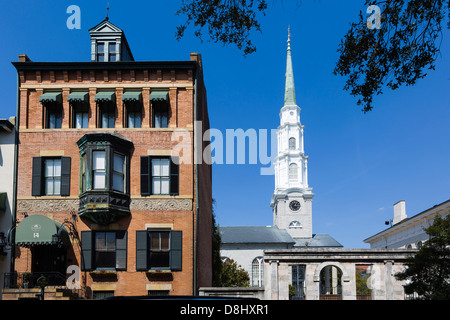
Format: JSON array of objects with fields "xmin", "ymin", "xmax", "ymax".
[
  {"xmin": 62, "ymin": 88, "xmax": 70, "ymax": 129},
  {"xmin": 88, "ymin": 88, "xmax": 97, "ymax": 128},
  {"xmin": 116, "ymin": 88, "xmax": 123, "ymax": 128},
  {"xmin": 142, "ymin": 88, "xmax": 150, "ymax": 128},
  {"xmin": 19, "ymin": 88, "xmax": 28, "ymax": 129},
  {"xmin": 169, "ymin": 87, "xmax": 178, "ymax": 128}
]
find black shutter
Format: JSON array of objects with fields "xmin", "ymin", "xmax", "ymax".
[
  {"xmin": 81, "ymin": 231, "xmax": 92, "ymax": 271},
  {"xmin": 170, "ymin": 231, "xmax": 182, "ymax": 271},
  {"xmin": 60, "ymin": 157, "xmax": 71, "ymax": 196},
  {"xmin": 170, "ymin": 157, "xmax": 179, "ymax": 195},
  {"xmin": 140, "ymin": 156, "xmax": 150, "ymax": 196},
  {"xmin": 136, "ymin": 230, "xmax": 148, "ymax": 271},
  {"xmin": 115, "ymin": 231, "xmax": 127, "ymax": 271},
  {"xmin": 31, "ymin": 157, "xmax": 43, "ymax": 196}
]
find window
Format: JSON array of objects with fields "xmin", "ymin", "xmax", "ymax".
[
  {"xmin": 136, "ymin": 230, "xmax": 182, "ymax": 271},
  {"xmin": 153, "ymin": 102, "xmax": 169, "ymax": 128},
  {"xmin": 92, "ymin": 151, "xmax": 106, "ymax": 189},
  {"xmin": 99, "ymin": 102, "xmax": 115, "ymax": 128},
  {"xmin": 140, "ymin": 156, "xmax": 179, "ymax": 196},
  {"xmin": 93, "ymin": 291, "xmax": 114, "ymax": 300},
  {"xmin": 252, "ymin": 257, "xmax": 264, "ymax": 287},
  {"xmin": 80, "ymin": 230, "xmax": 127, "ymax": 271},
  {"xmin": 32, "ymin": 157, "xmax": 71, "ymax": 197},
  {"xmin": 45, "ymin": 103, "xmax": 62, "ymax": 129},
  {"xmin": 113, "ymin": 153, "xmax": 125, "ymax": 192},
  {"xmin": 148, "ymin": 290, "xmax": 170, "ymax": 296},
  {"xmin": 44, "ymin": 159, "xmax": 61, "ymax": 195},
  {"xmin": 95, "ymin": 232, "xmax": 116, "ymax": 269},
  {"xmin": 289, "ymin": 163, "xmax": 298, "ymax": 181},
  {"xmin": 81, "ymin": 153, "xmax": 86, "ymax": 192},
  {"xmin": 73, "ymin": 101, "xmax": 89, "ymax": 128},
  {"xmin": 149, "ymin": 231, "xmax": 170, "ymax": 269},
  {"xmin": 289, "ymin": 221, "xmax": 302, "ymax": 228},
  {"xmin": 289, "ymin": 137, "xmax": 296, "ymax": 150},
  {"xmin": 109, "ymin": 43, "xmax": 117, "ymax": 62},
  {"xmin": 291, "ymin": 265, "xmax": 306, "ymax": 300},
  {"xmin": 77, "ymin": 133, "xmax": 133, "ymax": 224},
  {"xmin": 97, "ymin": 42, "xmax": 105, "ymax": 62},
  {"xmin": 152, "ymin": 159, "xmax": 170, "ymax": 195},
  {"xmin": 125, "ymin": 102, "xmax": 142, "ymax": 128}
]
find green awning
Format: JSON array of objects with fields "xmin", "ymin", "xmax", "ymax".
[
  {"xmin": 150, "ymin": 91, "xmax": 169, "ymax": 102},
  {"xmin": 122, "ymin": 91, "xmax": 142, "ymax": 102},
  {"xmin": 95, "ymin": 91, "xmax": 116, "ymax": 102},
  {"xmin": 0, "ymin": 192, "xmax": 6, "ymax": 211},
  {"xmin": 15, "ymin": 215, "xmax": 70, "ymax": 247},
  {"xmin": 68, "ymin": 91, "xmax": 89, "ymax": 103},
  {"xmin": 39, "ymin": 92, "xmax": 62, "ymax": 103}
]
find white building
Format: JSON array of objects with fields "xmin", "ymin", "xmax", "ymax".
[
  {"xmin": 0, "ymin": 117, "xmax": 17, "ymax": 299},
  {"xmin": 364, "ymin": 199, "xmax": 450, "ymax": 249}
]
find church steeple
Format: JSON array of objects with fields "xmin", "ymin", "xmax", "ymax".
[
  {"xmin": 271, "ymin": 28, "xmax": 314, "ymax": 240},
  {"xmin": 284, "ymin": 28, "xmax": 296, "ymax": 107}
]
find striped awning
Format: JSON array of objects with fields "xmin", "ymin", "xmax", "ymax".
[
  {"xmin": 39, "ymin": 92, "xmax": 62, "ymax": 103},
  {"xmin": 15, "ymin": 215, "xmax": 70, "ymax": 247},
  {"xmin": 150, "ymin": 90, "xmax": 169, "ymax": 102},
  {"xmin": 68, "ymin": 91, "xmax": 89, "ymax": 103}
]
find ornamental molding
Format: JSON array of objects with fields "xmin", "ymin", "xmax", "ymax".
[
  {"xmin": 17, "ymin": 199, "xmax": 79, "ymax": 212},
  {"xmin": 17, "ymin": 198, "xmax": 193, "ymax": 212},
  {"xmin": 130, "ymin": 198, "xmax": 192, "ymax": 211}
]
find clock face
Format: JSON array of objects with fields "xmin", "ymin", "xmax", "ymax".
[{"xmin": 289, "ymin": 200, "xmax": 301, "ymax": 211}]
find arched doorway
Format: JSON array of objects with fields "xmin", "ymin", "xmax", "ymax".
[{"xmin": 318, "ymin": 264, "xmax": 343, "ymax": 300}]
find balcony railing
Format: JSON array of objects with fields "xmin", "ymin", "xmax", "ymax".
[{"xmin": 3, "ymin": 272, "xmax": 66, "ymax": 289}]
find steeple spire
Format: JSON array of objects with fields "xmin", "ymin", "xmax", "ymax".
[{"xmin": 284, "ymin": 27, "xmax": 296, "ymax": 106}]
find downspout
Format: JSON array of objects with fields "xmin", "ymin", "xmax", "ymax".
[{"xmin": 193, "ymin": 64, "xmax": 199, "ymax": 295}]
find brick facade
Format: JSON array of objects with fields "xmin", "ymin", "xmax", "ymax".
[{"xmin": 10, "ymin": 49, "xmax": 212, "ymax": 298}]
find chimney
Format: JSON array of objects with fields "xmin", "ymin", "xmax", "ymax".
[
  {"xmin": 18, "ymin": 54, "xmax": 31, "ymax": 62},
  {"xmin": 393, "ymin": 200, "xmax": 407, "ymax": 225}
]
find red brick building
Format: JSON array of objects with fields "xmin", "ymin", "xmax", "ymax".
[{"xmin": 4, "ymin": 19, "xmax": 212, "ymax": 299}]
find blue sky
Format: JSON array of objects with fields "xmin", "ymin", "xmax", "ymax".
[{"xmin": 1, "ymin": 1, "xmax": 449, "ymax": 248}]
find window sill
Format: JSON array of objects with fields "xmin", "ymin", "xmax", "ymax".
[
  {"xmin": 90, "ymin": 269, "xmax": 118, "ymax": 281},
  {"xmin": 91, "ymin": 269, "xmax": 117, "ymax": 275},
  {"xmin": 145, "ymin": 269, "xmax": 172, "ymax": 274}
]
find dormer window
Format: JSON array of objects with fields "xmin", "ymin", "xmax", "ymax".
[
  {"xmin": 97, "ymin": 42, "xmax": 105, "ymax": 62},
  {"xmin": 109, "ymin": 43, "xmax": 117, "ymax": 62},
  {"xmin": 89, "ymin": 19, "xmax": 134, "ymax": 62}
]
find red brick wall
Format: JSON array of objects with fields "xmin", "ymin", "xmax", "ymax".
[{"xmin": 14, "ymin": 59, "xmax": 212, "ymax": 297}]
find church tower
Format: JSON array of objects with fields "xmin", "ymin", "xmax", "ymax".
[{"xmin": 270, "ymin": 30, "xmax": 314, "ymax": 239}]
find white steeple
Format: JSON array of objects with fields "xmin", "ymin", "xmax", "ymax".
[{"xmin": 271, "ymin": 29, "xmax": 314, "ymax": 239}]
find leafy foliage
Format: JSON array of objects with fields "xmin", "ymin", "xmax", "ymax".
[
  {"xmin": 334, "ymin": 0, "xmax": 449, "ymax": 112},
  {"xmin": 211, "ymin": 199, "xmax": 223, "ymax": 287},
  {"xmin": 218, "ymin": 258, "xmax": 250, "ymax": 287},
  {"xmin": 176, "ymin": 0, "xmax": 268, "ymax": 55},
  {"xmin": 395, "ymin": 214, "xmax": 450, "ymax": 300}
]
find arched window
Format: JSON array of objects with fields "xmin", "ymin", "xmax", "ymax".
[
  {"xmin": 289, "ymin": 221, "xmax": 301, "ymax": 228},
  {"xmin": 289, "ymin": 163, "xmax": 298, "ymax": 181},
  {"xmin": 252, "ymin": 257, "xmax": 264, "ymax": 287},
  {"xmin": 289, "ymin": 137, "xmax": 296, "ymax": 150}
]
